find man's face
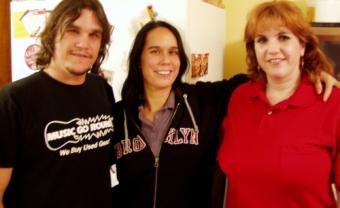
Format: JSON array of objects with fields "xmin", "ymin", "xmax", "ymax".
[{"xmin": 47, "ymin": 8, "xmax": 103, "ymax": 84}]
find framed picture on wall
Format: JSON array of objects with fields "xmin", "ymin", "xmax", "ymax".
[{"xmin": 312, "ymin": 23, "xmax": 340, "ymax": 80}]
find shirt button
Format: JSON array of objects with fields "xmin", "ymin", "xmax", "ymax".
[{"xmin": 267, "ymin": 110, "xmax": 273, "ymax": 115}]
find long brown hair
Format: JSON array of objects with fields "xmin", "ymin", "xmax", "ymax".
[
  {"xmin": 122, "ymin": 20, "xmax": 189, "ymax": 113},
  {"xmin": 244, "ymin": 0, "xmax": 333, "ymax": 81},
  {"xmin": 35, "ymin": 0, "xmax": 113, "ymax": 74}
]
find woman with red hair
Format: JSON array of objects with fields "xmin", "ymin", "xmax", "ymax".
[{"xmin": 218, "ymin": 1, "xmax": 340, "ymax": 207}]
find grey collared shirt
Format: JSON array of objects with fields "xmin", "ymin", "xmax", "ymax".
[{"xmin": 138, "ymin": 91, "xmax": 175, "ymax": 157}]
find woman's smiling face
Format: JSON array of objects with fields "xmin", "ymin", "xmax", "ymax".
[
  {"xmin": 254, "ymin": 25, "xmax": 305, "ymax": 82},
  {"xmin": 140, "ymin": 27, "xmax": 180, "ymax": 92}
]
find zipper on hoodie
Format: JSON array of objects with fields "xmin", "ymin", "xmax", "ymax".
[
  {"xmin": 127, "ymin": 101, "xmax": 181, "ymax": 208},
  {"xmin": 127, "ymin": 119, "xmax": 160, "ymax": 208},
  {"xmin": 150, "ymin": 94, "xmax": 198, "ymax": 207},
  {"xmin": 153, "ymin": 156, "xmax": 159, "ymax": 208},
  {"xmin": 151, "ymin": 102, "xmax": 180, "ymax": 208}
]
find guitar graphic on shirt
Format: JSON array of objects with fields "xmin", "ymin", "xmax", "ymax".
[
  {"xmin": 44, "ymin": 118, "xmax": 82, "ymax": 151},
  {"xmin": 44, "ymin": 115, "xmax": 114, "ymax": 151}
]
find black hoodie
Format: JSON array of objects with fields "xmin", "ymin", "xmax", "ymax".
[{"xmin": 112, "ymin": 74, "xmax": 248, "ymax": 208}]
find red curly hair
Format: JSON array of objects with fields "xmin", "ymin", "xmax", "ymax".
[{"xmin": 244, "ymin": 0, "xmax": 333, "ymax": 81}]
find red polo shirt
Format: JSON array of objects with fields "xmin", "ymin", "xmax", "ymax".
[{"xmin": 218, "ymin": 77, "xmax": 340, "ymax": 208}]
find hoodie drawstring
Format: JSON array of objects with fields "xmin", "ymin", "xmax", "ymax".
[
  {"xmin": 183, "ymin": 94, "xmax": 199, "ymax": 132},
  {"xmin": 123, "ymin": 109, "xmax": 129, "ymax": 141}
]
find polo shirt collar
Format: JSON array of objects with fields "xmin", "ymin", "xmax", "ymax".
[
  {"xmin": 138, "ymin": 90, "xmax": 176, "ymax": 112},
  {"xmin": 163, "ymin": 90, "xmax": 176, "ymax": 110},
  {"xmin": 248, "ymin": 75, "xmax": 320, "ymax": 109}
]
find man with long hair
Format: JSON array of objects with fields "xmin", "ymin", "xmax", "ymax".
[{"xmin": 0, "ymin": 0, "xmax": 114, "ymax": 207}]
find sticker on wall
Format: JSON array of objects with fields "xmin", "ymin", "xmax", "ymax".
[
  {"xmin": 191, "ymin": 53, "xmax": 201, "ymax": 78},
  {"xmin": 201, "ymin": 53, "xmax": 209, "ymax": 76},
  {"xmin": 24, "ymin": 44, "xmax": 40, "ymax": 70},
  {"xmin": 191, "ymin": 53, "xmax": 209, "ymax": 78}
]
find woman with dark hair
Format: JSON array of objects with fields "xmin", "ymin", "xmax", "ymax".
[
  {"xmin": 112, "ymin": 20, "xmax": 247, "ymax": 208},
  {"xmin": 121, "ymin": 21, "xmax": 189, "ymax": 114},
  {"xmin": 111, "ymin": 19, "xmax": 339, "ymax": 208},
  {"xmin": 218, "ymin": 1, "xmax": 340, "ymax": 207}
]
